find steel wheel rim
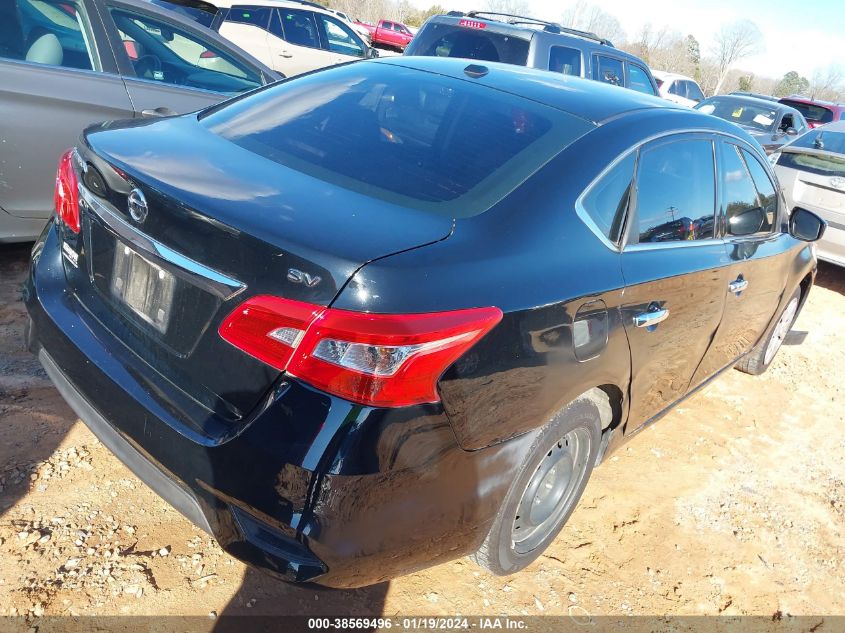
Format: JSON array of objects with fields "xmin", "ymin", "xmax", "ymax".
[
  {"xmin": 764, "ymin": 296, "xmax": 799, "ymax": 365},
  {"xmin": 511, "ymin": 427, "xmax": 592, "ymax": 554}
]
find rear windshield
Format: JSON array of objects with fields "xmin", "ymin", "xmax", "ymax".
[
  {"xmin": 200, "ymin": 62, "xmax": 591, "ymax": 216},
  {"xmin": 778, "ymin": 152, "xmax": 845, "ymax": 178},
  {"xmin": 695, "ymin": 98, "xmax": 777, "ymax": 132},
  {"xmin": 789, "ymin": 129, "xmax": 845, "ymax": 154},
  {"xmin": 404, "ymin": 21, "xmax": 530, "ymax": 66},
  {"xmin": 779, "ymin": 100, "xmax": 834, "ymax": 124}
]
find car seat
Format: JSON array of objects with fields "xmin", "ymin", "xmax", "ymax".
[{"xmin": 25, "ymin": 32, "xmax": 63, "ymax": 66}]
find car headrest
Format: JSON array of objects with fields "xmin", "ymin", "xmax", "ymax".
[{"xmin": 26, "ymin": 33, "xmax": 64, "ymax": 67}]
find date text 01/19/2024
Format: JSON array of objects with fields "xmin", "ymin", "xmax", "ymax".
[{"xmin": 306, "ymin": 617, "xmax": 528, "ymax": 629}]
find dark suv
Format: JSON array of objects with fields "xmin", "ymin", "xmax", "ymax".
[
  {"xmin": 404, "ymin": 11, "xmax": 659, "ymax": 96},
  {"xmin": 778, "ymin": 95, "xmax": 845, "ymax": 129}
]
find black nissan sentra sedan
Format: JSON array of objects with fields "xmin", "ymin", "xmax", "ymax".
[{"xmin": 26, "ymin": 57, "xmax": 825, "ymax": 587}]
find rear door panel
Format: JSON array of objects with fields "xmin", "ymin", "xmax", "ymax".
[{"xmin": 0, "ymin": 0, "xmax": 132, "ymax": 219}]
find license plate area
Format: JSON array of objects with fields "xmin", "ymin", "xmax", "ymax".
[{"xmin": 110, "ymin": 243, "xmax": 176, "ymax": 334}]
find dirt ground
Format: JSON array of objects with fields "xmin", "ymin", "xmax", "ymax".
[{"xmin": 1, "ymin": 242, "xmax": 843, "ymax": 622}]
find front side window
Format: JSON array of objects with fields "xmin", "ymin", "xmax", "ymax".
[
  {"xmin": 109, "ymin": 8, "xmax": 263, "ymax": 94},
  {"xmin": 200, "ymin": 63, "xmax": 591, "ymax": 217},
  {"xmin": 276, "ymin": 8, "xmax": 320, "ymax": 49},
  {"xmin": 593, "ymin": 55, "xmax": 623, "ymax": 86},
  {"xmin": 580, "ymin": 152, "xmax": 635, "ymax": 244},
  {"xmin": 549, "ymin": 46, "xmax": 580, "ymax": 76},
  {"xmin": 721, "ymin": 143, "xmax": 775, "ymax": 236},
  {"xmin": 633, "ymin": 139, "xmax": 716, "ymax": 243},
  {"xmin": 628, "ymin": 64, "xmax": 655, "ymax": 95},
  {"xmin": 225, "ymin": 6, "xmax": 271, "ymax": 29},
  {"xmin": 317, "ymin": 13, "xmax": 364, "ymax": 57},
  {"xmin": 1, "ymin": 0, "xmax": 97, "ymax": 70}
]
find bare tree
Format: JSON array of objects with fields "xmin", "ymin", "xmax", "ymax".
[
  {"xmin": 809, "ymin": 65, "xmax": 844, "ymax": 100},
  {"xmin": 560, "ymin": 0, "xmax": 626, "ymax": 44},
  {"xmin": 709, "ymin": 20, "xmax": 763, "ymax": 95}
]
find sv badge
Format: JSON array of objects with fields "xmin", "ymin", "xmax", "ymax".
[{"xmin": 287, "ymin": 268, "xmax": 321, "ymax": 288}]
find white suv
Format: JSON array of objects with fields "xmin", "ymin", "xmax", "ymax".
[
  {"xmin": 159, "ymin": 0, "xmax": 378, "ymax": 76},
  {"xmin": 653, "ymin": 71, "xmax": 705, "ymax": 108}
]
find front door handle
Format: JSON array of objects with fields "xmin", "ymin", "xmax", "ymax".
[
  {"xmin": 634, "ymin": 307, "xmax": 669, "ymax": 329},
  {"xmin": 141, "ymin": 107, "xmax": 176, "ymax": 118},
  {"xmin": 278, "ymin": 51, "xmax": 293, "ymax": 58},
  {"xmin": 729, "ymin": 277, "xmax": 749, "ymax": 295}
]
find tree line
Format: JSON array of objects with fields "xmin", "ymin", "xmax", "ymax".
[{"xmin": 318, "ymin": 0, "xmax": 845, "ymax": 102}]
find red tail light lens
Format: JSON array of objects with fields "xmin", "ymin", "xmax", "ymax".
[
  {"xmin": 219, "ymin": 297, "xmax": 502, "ymax": 407},
  {"xmin": 54, "ymin": 149, "xmax": 80, "ymax": 233}
]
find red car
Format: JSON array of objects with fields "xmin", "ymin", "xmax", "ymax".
[
  {"xmin": 356, "ymin": 18, "xmax": 414, "ymax": 51},
  {"xmin": 779, "ymin": 96, "xmax": 845, "ymax": 129}
]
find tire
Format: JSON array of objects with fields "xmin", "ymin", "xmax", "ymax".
[
  {"xmin": 735, "ymin": 287, "xmax": 801, "ymax": 376},
  {"xmin": 471, "ymin": 392, "xmax": 605, "ymax": 576}
]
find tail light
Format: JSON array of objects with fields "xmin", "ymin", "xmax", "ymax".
[
  {"xmin": 219, "ymin": 296, "xmax": 502, "ymax": 407},
  {"xmin": 54, "ymin": 149, "xmax": 80, "ymax": 233}
]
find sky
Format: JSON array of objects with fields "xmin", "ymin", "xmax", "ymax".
[{"xmin": 411, "ymin": 0, "xmax": 845, "ymax": 80}]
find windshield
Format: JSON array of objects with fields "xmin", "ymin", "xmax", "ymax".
[
  {"xmin": 696, "ymin": 98, "xmax": 778, "ymax": 132},
  {"xmin": 200, "ymin": 62, "xmax": 592, "ymax": 216},
  {"xmin": 404, "ymin": 21, "xmax": 530, "ymax": 66},
  {"xmin": 779, "ymin": 100, "xmax": 834, "ymax": 124}
]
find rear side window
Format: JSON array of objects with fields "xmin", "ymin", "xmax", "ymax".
[
  {"xmin": 404, "ymin": 22, "xmax": 530, "ymax": 66},
  {"xmin": 628, "ymin": 64, "xmax": 655, "ymax": 95},
  {"xmin": 580, "ymin": 153, "xmax": 635, "ymax": 244},
  {"xmin": 201, "ymin": 63, "xmax": 592, "ymax": 216},
  {"xmin": 225, "ymin": 6, "xmax": 271, "ymax": 29},
  {"xmin": 2, "ymin": 0, "xmax": 97, "ymax": 70},
  {"xmin": 593, "ymin": 55, "xmax": 623, "ymax": 86},
  {"xmin": 721, "ymin": 144, "xmax": 774, "ymax": 236},
  {"xmin": 549, "ymin": 46, "xmax": 581, "ymax": 76},
  {"xmin": 633, "ymin": 139, "xmax": 715, "ymax": 243},
  {"xmin": 276, "ymin": 8, "xmax": 320, "ymax": 49},
  {"xmin": 686, "ymin": 81, "xmax": 704, "ymax": 102}
]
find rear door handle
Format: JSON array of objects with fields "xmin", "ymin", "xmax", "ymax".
[
  {"xmin": 729, "ymin": 277, "xmax": 749, "ymax": 295},
  {"xmin": 634, "ymin": 307, "xmax": 669, "ymax": 329}
]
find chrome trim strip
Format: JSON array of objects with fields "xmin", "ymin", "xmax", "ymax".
[{"xmin": 78, "ymin": 183, "xmax": 246, "ymax": 301}]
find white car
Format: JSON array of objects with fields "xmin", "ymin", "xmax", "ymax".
[
  {"xmin": 772, "ymin": 121, "xmax": 845, "ymax": 267},
  {"xmin": 653, "ymin": 71, "xmax": 705, "ymax": 108},
  {"xmin": 188, "ymin": 0, "xmax": 376, "ymax": 76}
]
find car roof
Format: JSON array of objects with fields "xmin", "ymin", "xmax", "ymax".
[
  {"xmin": 780, "ymin": 95, "xmax": 845, "ymax": 109},
  {"xmin": 814, "ymin": 120, "xmax": 845, "ymax": 132},
  {"xmin": 375, "ymin": 56, "xmax": 687, "ymax": 125},
  {"xmin": 204, "ymin": 0, "xmax": 331, "ymax": 11},
  {"xmin": 703, "ymin": 94, "xmax": 799, "ymax": 114},
  {"xmin": 652, "ymin": 70, "xmax": 695, "ymax": 83}
]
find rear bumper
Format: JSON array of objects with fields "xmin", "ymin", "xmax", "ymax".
[{"xmin": 25, "ymin": 224, "xmax": 524, "ymax": 587}]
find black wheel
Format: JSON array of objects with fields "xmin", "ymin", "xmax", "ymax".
[
  {"xmin": 472, "ymin": 392, "xmax": 605, "ymax": 575},
  {"xmin": 735, "ymin": 287, "xmax": 801, "ymax": 376}
]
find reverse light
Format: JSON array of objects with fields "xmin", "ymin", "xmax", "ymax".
[
  {"xmin": 54, "ymin": 149, "xmax": 80, "ymax": 233},
  {"xmin": 219, "ymin": 297, "xmax": 502, "ymax": 407}
]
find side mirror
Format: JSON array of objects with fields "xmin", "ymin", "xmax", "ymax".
[
  {"xmin": 786, "ymin": 127, "xmax": 798, "ymax": 136},
  {"xmin": 367, "ymin": 46, "xmax": 379, "ymax": 59},
  {"xmin": 728, "ymin": 206, "xmax": 766, "ymax": 236},
  {"xmin": 789, "ymin": 207, "xmax": 827, "ymax": 242}
]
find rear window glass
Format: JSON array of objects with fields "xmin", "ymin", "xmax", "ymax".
[
  {"xmin": 549, "ymin": 46, "xmax": 581, "ymax": 76},
  {"xmin": 404, "ymin": 22, "xmax": 530, "ymax": 66},
  {"xmin": 200, "ymin": 63, "xmax": 591, "ymax": 216},
  {"xmin": 779, "ymin": 100, "xmax": 834, "ymax": 124}
]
